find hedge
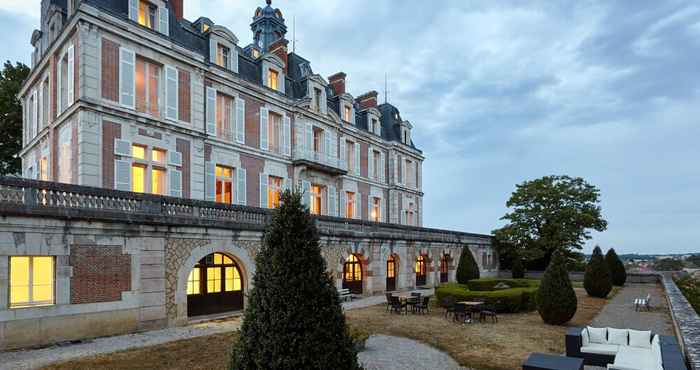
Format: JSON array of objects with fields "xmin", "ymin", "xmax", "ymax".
[
  {"xmin": 436, "ymin": 282, "xmax": 538, "ymax": 313},
  {"xmin": 466, "ymin": 278, "xmax": 539, "ymax": 291}
]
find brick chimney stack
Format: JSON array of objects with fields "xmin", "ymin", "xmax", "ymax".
[
  {"xmin": 328, "ymin": 72, "xmax": 346, "ymax": 96},
  {"xmin": 356, "ymin": 91, "xmax": 378, "ymax": 110},
  {"xmin": 269, "ymin": 38, "xmax": 289, "ymax": 74},
  {"xmin": 171, "ymin": 0, "xmax": 184, "ymax": 20}
]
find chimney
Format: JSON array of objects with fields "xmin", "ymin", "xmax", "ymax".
[
  {"xmin": 171, "ymin": 0, "xmax": 184, "ymax": 20},
  {"xmin": 356, "ymin": 91, "xmax": 378, "ymax": 110},
  {"xmin": 269, "ymin": 38, "xmax": 289, "ymax": 74},
  {"xmin": 328, "ymin": 72, "xmax": 346, "ymax": 96}
]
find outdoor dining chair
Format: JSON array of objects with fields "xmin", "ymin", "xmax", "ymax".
[
  {"xmin": 390, "ymin": 295, "xmax": 408, "ymax": 315},
  {"xmin": 453, "ymin": 303, "xmax": 469, "ymax": 323},
  {"xmin": 479, "ymin": 302, "xmax": 498, "ymax": 323},
  {"xmin": 414, "ymin": 296, "xmax": 431, "ymax": 314},
  {"xmin": 442, "ymin": 296, "xmax": 456, "ymax": 318}
]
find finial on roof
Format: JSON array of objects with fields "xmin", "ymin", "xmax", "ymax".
[{"xmin": 266, "ymin": 0, "xmax": 272, "ymax": 5}]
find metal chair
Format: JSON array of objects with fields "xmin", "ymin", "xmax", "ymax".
[
  {"xmin": 385, "ymin": 293, "xmax": 393, "ymax": 312},
  {"xmin": 479, "ymin": 302, "xmax": 498, "ymax": 323},
  {"xmin": 453, "ymin": 303, "xmax": 468, "ymax": 323},
  {"xmin": 390, "ymin": 295, "xmax": 407, "ymax": 315},
  {"xmin": 442, "ymin": 296, "xmax": 456, "ymax": 318},
  {"xmin": 414, "ymin": 296, "xmax": 431, "ymax": 314}
]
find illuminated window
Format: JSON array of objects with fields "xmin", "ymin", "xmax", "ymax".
[
  {"xmin": 346, "ymin": 140, "xmax": 354, "ymax": 170},
  {"xmin": 201, "ymin": 23, "xmax": 210, "ymax": 33},
  {"xmin": 310, "ymin": 184, "xmax": 322, "ymax": 215},
  {"xmin": 207, "ymin": 267, "xmax": 222, "ymax": 293},
  {"xmin": 216, "ymin": 94, "xmax": 233, "ymax": 141},
  {"xmin": 225, "ymin": 266, "xmax": 241, "ymax": 292},
  {"xmin": 216, "ymin": 45, "xmax": 230, "ymax": 68},
  {"xmin": 39, "ymin": 156, "xmax": 49, "ymax": 181},
  {"xmin": 131, "ymin": 164, "xmax": 145, "ymax": 193},
  {"xmin": 345, "ymin": 191, "xmax": 355, "ymax": 219},
  {"xmin": 151, "ymin": 148, "xmax": 166, "ymax": 164},
  {"xmin": 187, "ymin": 267, "xmax": 200, "ymax": 295},
  {"xmin": 138, "ymin": 0, "xmax": 157, "ymax": 29},
  {"xmin": 387, "ymin": 255, "xmax": 395, "ymax": 278},
  {"xmin": 313, "ymin": 127, "xmax": 324, "ymax": 154},
  {"xmin": 151, "ymin": 168, "xmax": 165, "ymax": 195},
  {"xmin": 135, "ymin": 57, "xmax": 160, "ymax": 117},
  {"xmin": 415, "ymin": 255, "xmax": 426, "ymax": 275},
  {"xmin": 371, "ymin": 197, "xmax": 381, "ymax": 222},
  {"xmin": 268, "ymin": 69, "xmax": 278, "ymax": 90},
  {"xmin": 344, "ymin": 255, "xmax": 361, "ymax": 281},
  {"xmin": 313, "ymin": 88, "xmax": 322, "ymax": 112},
  {"xmin": 132, "ymin": 145, "xmax": 146, "ymax": 160},
  {"xmin": 268, "ymin": 176, "xmax": 283, "ymax": 209},
  {"xmin": 132, "ymin": 144, "xmax": 167, "ymax": 195},
  {"xmin": 343, "ymin": 105, "xmax": 351, "ymax": 122},
  {"xmin": 10, "ymin": 256, "xmax": 54, "ymax": 308},
  {"xmin": 268, "ymin": 112, "xmax": 281, "ymax": 153},
  {"xmin": 215, "ymin": 165, "xmax": 233, "ymax": 204}
]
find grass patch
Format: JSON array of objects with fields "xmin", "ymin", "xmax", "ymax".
[{"xmin": 675, "ymin": 276, "xmax": 700, "ymax": 314}]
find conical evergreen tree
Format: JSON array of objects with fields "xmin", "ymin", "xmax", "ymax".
[
  {"xmin": 605, "ymin": 248, "xmax": 627, "ymax": 286},
  {"xmin": 230, "ymin": 191, "xmax": 359, "ymax": 370},
  {"xmin": 456, "ymin": 247, "xmax": 480, "ymax": 284},
  {"xmin": 536, "ymin": 250, "xmax": 577, "ymax": 325},
  {"xmin": 584, "ymin": 246, "xmax": 612, "ymax": 298}
]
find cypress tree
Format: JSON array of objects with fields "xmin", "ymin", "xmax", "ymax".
[
  {"xmin": 230, "ymin": 191, "xmax": 359, "ymax": 370},
  {"xmin": 512, "ymin": 255, "xmax": 525, "ymax": 279},
  {"xmin": 536, "ymin": 250, "xmax": 577, "ymax": 325},
  {"xmin": 456, "ymin": 247, "xmax": 480, "ymax": 284},
  {"xmin": 584, "ymin": 246, "xmax": 612, "ymax": 298},
  {"xmin": 605, "ymin": 248, "xmax": 627, "ymax": 286}
]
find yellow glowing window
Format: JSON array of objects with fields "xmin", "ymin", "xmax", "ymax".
[
  {"xmin": 346, "ymin": 192, "xmax": 355, "ymax": 219},
  {"xmin": 187, "ymin": 268, "xmax": 200, "ymax": 295},
  {"xmin": 215, "ymin": 165, "xmax": 233, "ymax": 204},
  {"xmin": 138, "ymin": 0, "xmax": 157, "ymax": 29},
  {"xmin": 10, "ymin": 256, "xmax": 54, "ymax": 308},
  {"xmin": 268, "ymin": 69, "xmax": 278, "ymax": 90},
  {"xmin": 214, "ymin": 253, "xmax": 223, "ymax": 265},
  {"xmin": 371, "ymin": 197, "xmax": 381, "ymax": 222},
  {"xmin": 132, "ymin": 145, "xmax": 146, "ymax": 160},
  {"xmin": 202, "ymin": 23, "xmax": 210, "ymax": 32},
  {"xmin": 310, "ymin": 185, "xmax": 322, "ymax": 215},
  {"xmin": 387, "ymin": 255, "xmax": 395, "ymax": 278},
  {"xmin": 151, "ymin": 168, "xmax": 165, "ymax": 195},
  {"xmin": 131, "ymin": 164, "xmax": 145, "ymax": 193},
  {"xmin": 39, "ymin": 157, "xmax": 49, "ymax": 181},
  {"xmin": 343, "ymin": 106, "xmax": 351, "ymax": 122},
  {"xmin": 415, "ymin": 256, "xmax": 426, "ymax": 274},
  {"xmin": 225, "ymin": 267, "xmax": 241, "ymax": 292},
  {"xmin": 268, "ymin": 176, "xmax": 283, "ymax": 209},
  {"xmin": 207, "ymin": 267, "xmax": 221, "ymax": 293},
  {"xmin": 151, "ymin": 148, "xmax": 166, "ymax": 164},
  {"xmin": 344, "ymin": 255, "xmax": 361, "ymax": 281}
]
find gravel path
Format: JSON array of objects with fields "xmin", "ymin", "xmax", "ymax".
[
  {"xmin": 590, "ymin": 282, "xmax": 674, "ymax": 335},
  {"xmin": 359, "ymin": 335, "xmax": 467, "ymax": 370}
]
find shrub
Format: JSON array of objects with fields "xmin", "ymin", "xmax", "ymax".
[
  {"xmin": 512, "ymin": 257, "xmax": 525, "ymax": 278},
  {"xmin": 436, "ymin": 281, "xmax": 538, "ymax": 313},
  {"xmin": 536, "ymin": 250, "xmax": 577, "ymax": 325},
  {"xmin": 584, "ymin": 246, "xmax": 612, "ymax": 298},
  {"xmin": 674, "ymin": 276, "xmax": 700, "ymax": 315},
  {"xmin": 605, "ymin": 248, "xmax": 627, "ymax": 286},
  {"xmin": 230, "ymin": 191, "xmax": 359, "ymax": 370},
  {"xmin": 466, "ymin": 278, "xmax": 538, "ymax": 291},
  {"xmin": 456, "ymin": 248, "xmax": 480, "ymax": 283}
]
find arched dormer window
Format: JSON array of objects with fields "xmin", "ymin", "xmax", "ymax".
[{"xmin": 208, "ymin": 25, "xmax": 239, "ymax": 74}]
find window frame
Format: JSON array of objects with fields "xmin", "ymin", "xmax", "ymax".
[
  {"xmin": 268, "ymin": 69, "xmax": 279, "ymax": 91},
  {"xmin": 131, "ymin": 144, "xmax": 167, "ymax": 195},
  {"xmin": 215, "ymin": 165, "xmax": 234, "ymax": 204},
  {"xmin": 310, "ymin": 184, "xmax": 323, "ymax": 215},
  {"xmin": 9, "ymin": 256, "xmax": 55, "ymax": 308},
  {"xmin": 346, "ymin": 191, "xmax": 356, "ymax": 219},
  {"xmin": 268, "ymin": 175, "xmax": 283, "ymax": 209},
  {"xmin": 371, "ymin": 196, "xmax": 381, "ymax": 222}
]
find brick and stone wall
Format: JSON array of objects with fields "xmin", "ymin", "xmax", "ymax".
[{"xmin": 70, "ymin": 245, "xmax": 131, "ymax": 304}]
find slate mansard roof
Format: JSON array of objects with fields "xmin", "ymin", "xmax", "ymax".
[{"xmin": 57, "ymin": 0, "xmax": 420, "ymax": 152}]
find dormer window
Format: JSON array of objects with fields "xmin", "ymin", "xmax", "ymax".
[
  {"xmin": 202, "ymin": 23, "xmax": 210, "ymax": 33},
  {"xmin": 138, "ymin": 0, "xmax": 158, "ymax": 30},
  {"xmin": 268, "ymin": 69, "xmax": 279, "ymax": 90},
  {"xmin": 216, "ymin": 45, "xmax": 230, "ymax": 68},
  {"xmin": 313, "ymin": 88, "xmax": 322, "ymax": 112},
  {"xmin": 343, "ymin": 106, "xmax": 351, "ymax": 122},
  {"xmin": 403, "ymin": 129, "xmax": 410, "ymax": 145}
]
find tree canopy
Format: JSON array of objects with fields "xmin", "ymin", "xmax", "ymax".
[
  {"xmin": 0, "ymin": 61, "xmax": 29, "ymax": 176},
  {"xmin": 493, "ymin": 175, "xmax": 607, "ymax": 266}
]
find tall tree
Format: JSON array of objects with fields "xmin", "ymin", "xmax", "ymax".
[
  {"xmin": 456, "ymin": 247, "xmax": 480, "ymax": 284},
  {"xmin": 230, "ymin": 191, "xmax": 359, "ymax": 370},
  {"xmin": 605, "ymin": 248, "xmax": 627, "ymax": 286},
  {"xmin": 493, "ymin": 175, "xmax": 607, "ymax": 267},
  {"xmin": 0, "ymin": 61, "xmax": 30, "ymax": 176},
  {"xmin": 536, "ymin": 250, "xmax": 577, "ymax": 325},
  {"xmin": 584, "ymin": 246, "xmax": 612, "ymax": 298}
]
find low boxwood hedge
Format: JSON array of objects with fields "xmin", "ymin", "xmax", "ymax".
[
  {"xmin": 466, "ymin": 278, "xmax": 539, "ymax": 291},
  {"xmin": 436, "ymin": 281, "xmax": 538, "ymax": 313}
]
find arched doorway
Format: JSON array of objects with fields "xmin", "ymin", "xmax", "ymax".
[
  {"xmin": 343, "ymin": 254, "xmax": 362, "ymax": 294},
  {"xmin": 440, "ymin": 254, "xmax": 449, "ymax": 283},
  {"xmin": 415, "ymin": 255, "xmax": 427, "ymax": 286},
  {"xmin": 187, "ymin": 252, "xmax": 243, "ymax": 317},
  {"xmin": 386, "ymin": 254, "xmax": 397, "ymax": 291}
]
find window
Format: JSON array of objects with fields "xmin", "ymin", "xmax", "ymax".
[
  {"xmin": 387, "ymin": 255, "xmax": 395, "ymax": 278},
  {"xmin": 135, "ymin": 57, "xmax": 160, "ymax": 117},
  {"xmin": 369, "ymin": 118, "xmax": 379, "ymax": 135},
  {"xmin": 343, "ymin": 105, "xmax": 351, "ymax": 122},
  {"xmin": 138, "ymin": 0, "xmax": 158, "ymax": 29},
  {"xmin": 310, "ymin": 184, "xmax": 322, "ymax": 215},
  {"xmin": 313, "ymin": 88, "xmax": 322, "ymax": 112},
  {"xmin": 344, "ymin": 255, "xmax": 361, "ymax": 281},
  {"xmin": 216, "ymin": 45, "xmax": 230, "ymax": 68},
  {"xmin": 57, "ymin": 123, "xmax": 72, "ymax": 183},
  {"xmin": 216, "ymin": 94, "xmax": 233, "ymax": 141},
  {"xmin": 268, "ymin": 112, "xmax": 281, "ymax": 153},
  {"xmin": 10, "ymin": 256, "xmax": 54, "ymax": 308},
  {"xmin": 371, "ymin": 197, "xmax": 381, "ymax": 222},
  {"xmin": 268, "ymin": 69, "xmax": 278, "ymax": 90},
  {"xmin": 405, "ymin": 159, "xmax": 415, "ymax": 188},
  {"xmin": 39, "ymin": 155, "xmax": 49, "ymax": 181},
  {"xmin": 346, "ymin": 191, "xmax": 355, "ymax": 219},
  {"xmin": 151, "ymin": 168, "xmax": 165, "ymax": 195},
  {"xmin": 313, "ymin": 127, "xmax": 324, "ymax": 154},
  {"xmin": 268, "ymin": 175, "xmax": 283, "ymax": 209},
  {"xmin": 131, "ymin": 144, "xmax": 167, "ymax": 195},
  {"xmin": 207, "ymin": 267, "xmax": 222, "ymax": 293},
  {"xmin": 26, "ymin": 93, "xmax": 35, "ymax": 139},
  {"xmin": 407, "ymin": 201, "xmax": 416, "ymax": 226},
  {"xmin": 225, "ymin": 266, "xmax": 241, "ymax": 292},
  {"xmin": 187, "ymin": 267, "xmax": 200, "ymax": 295},
  {"xmin": 372, "ymin": 150, "xmax": 380, "ymax": 179},
  {"xmin": 41, "ymin": 77, "xmax": 49, "ymax": 128},
  {"xmin": 152, "ymin": 148, "xmax": 166, "ymax": 164},
  {"xmin": 132, "ymin": 164, "xmax": 146, "ymax": 193},
  {"xmin": 215, "ymin": 165, "xmax": 233, "ymax": 204},
  {"xmin": 346, "ymin": 140, "xmax": 354, "ymax": 171}
]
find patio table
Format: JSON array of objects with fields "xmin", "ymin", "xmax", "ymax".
[{"xmin": 456, "ymin": 301, "xmax": 483, "ymax": 323}]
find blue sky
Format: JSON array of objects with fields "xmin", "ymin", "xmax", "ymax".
[{"xmin": 2, "ymin": 0, "xmax": 699, "ymax": 254}]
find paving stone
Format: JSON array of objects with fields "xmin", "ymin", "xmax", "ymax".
[{"xmin": 590, "ymin": 282, "xmax": 674, "ymax": 335}]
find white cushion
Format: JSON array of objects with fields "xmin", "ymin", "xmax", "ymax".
[
  {"xmin": 629, "ymin": 329, "xmax": 652, "ymax": 348},
  {"xmin": 607, "ymin": 328, "xmax": 628, "ymax": 346},
  {"xmin": 582, "ymin": 328, "xmax": 590, "ymax": 345},
  {"xmin": 651, "ymin": 336, "xmax": 662, "ymax": 366},
  {"xmin": 614, "ymin": 346, "xmax": 661, "ymax": 370},
  {"xmin": 588, "ymin": 326, "xmax": 607, "ymax": 344},
  {"xmin": 581, "ymin": 343, "xmax": 619, "ymax": 356}
]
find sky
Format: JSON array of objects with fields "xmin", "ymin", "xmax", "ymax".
[{"xmin": 1, "ymin": 0, "xmax": 699, "ymax": 255}]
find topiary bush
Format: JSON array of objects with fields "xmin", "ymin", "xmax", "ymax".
[
  {"xmin": 466, "ymin": 278, "xmax": 538, "ymax": 291},
  {"xmin": 605, "ymin": 248, "xmax": 627, "ymax": 286},
  {"xmin": 456, "ymin": 247, "xmax": 480, "ymax": 284},
  {"xmin": 230, "ymin": 191, "xmax": 360, "ymax": 370},
  {"xmin": 584, "ymin": 246, "xmax": 612, "ymax": 298},
  {"xmin": 536, "ymin": 250, "xmax": 577, "ymax": 325},
  {"xmin": 512, "ymin": 256, "xmax": 525, "ymax": 279},
  {"xmin": 436, "ymin": 280, "xmax": 539, "ymax": 313}
]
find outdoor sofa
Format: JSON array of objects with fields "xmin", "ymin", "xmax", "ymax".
[{"xmin": 566, "ymin": 327, "xmax": 687, "ymax": 370}]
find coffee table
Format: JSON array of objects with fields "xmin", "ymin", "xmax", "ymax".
[{"xmin": 522, "ymin": 353, "xmax": 583, "ymax": 370}]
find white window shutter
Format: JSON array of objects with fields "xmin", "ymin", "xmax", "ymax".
[
  {"xmin": 235, "ymin": 98, "xmax": 245, "ymax": 144},
  {"xmin": 165, "ymin": 65, "xmax": 178, "ymax": 121},
  {"xmin": 230, "ymin": 49, "xmax": 239, "ymax": 73},
  {"xmin": 305, "ymin": 122, "xmax": 313, "ymax": 156},
  {"xmin": 328, "ymin": 185, "xmax": 337, "ymax": 217},
  {"xmin": 236, "ymin": 168, "xmax": 247, "ymax": 205},
  {"xmin": 324, "ymin": 129, "xmax": 331, "ymax": 163},
  {"xmin": 380, "ymin": 197, "xmax": 386, "ymax": 222},
  {"xmin": 67, "ymin": 45, "xmax": 74, "ymax": 106},
  {"xmin": 283, "ymin": 115, "xmax": 291, "ymax": 156},
  {"xmin": 37, "ymin": 86, "xmax": 42, "ymax": 131},
  {"xmin": 401, "ymin": 209, "xmax": 407, "ymax": 225},
  {"xmin": 115, "ymin": 160, "xmax": 131, "ymax": 191},
  {"xmin": 114, "ymin": 139, "xmax": 132, "ymax": 156},
  {"xmin": 355, "ymin": 192, "xmax": 362, "ymax": 220},
  {"xmin": 340, "ymin": 191, "xmax": 346, "ymax": 218},
  {"xmin": 259, "ymin": 173, "xmax": 268, "ymax": 208},
  {"xmin": 228, "ymin": 99, "xmax": 235, "ymax": 142},
  {"xmin": 32, "ymin": 90, "xmax": 38, "ymax": 137},
  {"xmin": 57, "ymin": 58, "xmax": 62, "ymax": 113},
  {"xmin": 282, "ymin": 177, "xmax": 290, "ymax": 193},
  {"xmin": 368, "ymin": 146, "xmax": 374, "ymax": 180},
  {"xmin": 401, "ymin": 158, "xmax": 406, "ymax": 186},
  {"xmin": 393, "ymin": 154, "xmax": 398, "ymax": 184},
  {"xmin": 119, "ymin": 47, "xmax": 135, "ymax": 109},
  {"xmin": 205, "ymin": 162, "xmax": 216, "ymax": 201},
  {"xmin": 417, "ymin": 162, "xmax": 421, "ymax": 189},
  {"xmin": 259, "ymin": 107, "xmax": 269, "ymax": 150},
  {"xmin": 339, "ymin": 137, "xmax": 346, "ymax": 170},
  {"xmin": 33, "ymin": 159, "xmax": 40, "ymax": 179},
  {"xmin": 159, "ymin": 6, "xmax": 169, "ymax": 36},
  {"xmin": 209, "ymin": 39, "xmax": 217, "ymax": 64},
  {"xmin": 354, "ymin": 142, "xmax": 360, "ymax": 176},
  {"xmin": 380, "ymin": 151, "xmax": 386, "ymax": 183},
  {"xmin": 169, "ymin": 169, "xmax": 182, "ymax": 197},
  {"xmin": 301, "ymin": 180, "xmax": 311, "ymax": 207},
  {"xmin": 168, "ymin": 151, "xmax": 182, "ymax": 167},
  {"xmin": 206, "ymin": 87, "xmax": 216, "ymax": 136},
  {"xmin": 128, "ymin": 0, "xmax": 138, "ymax": 22},
  {"xmin": 294, "ymin": 120, "xmax": 304, "ymax": 157}
]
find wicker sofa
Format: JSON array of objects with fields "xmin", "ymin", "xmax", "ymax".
[{"xmin": 565, "ymin": 327, "xmax": 687, "ymax": 370}]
